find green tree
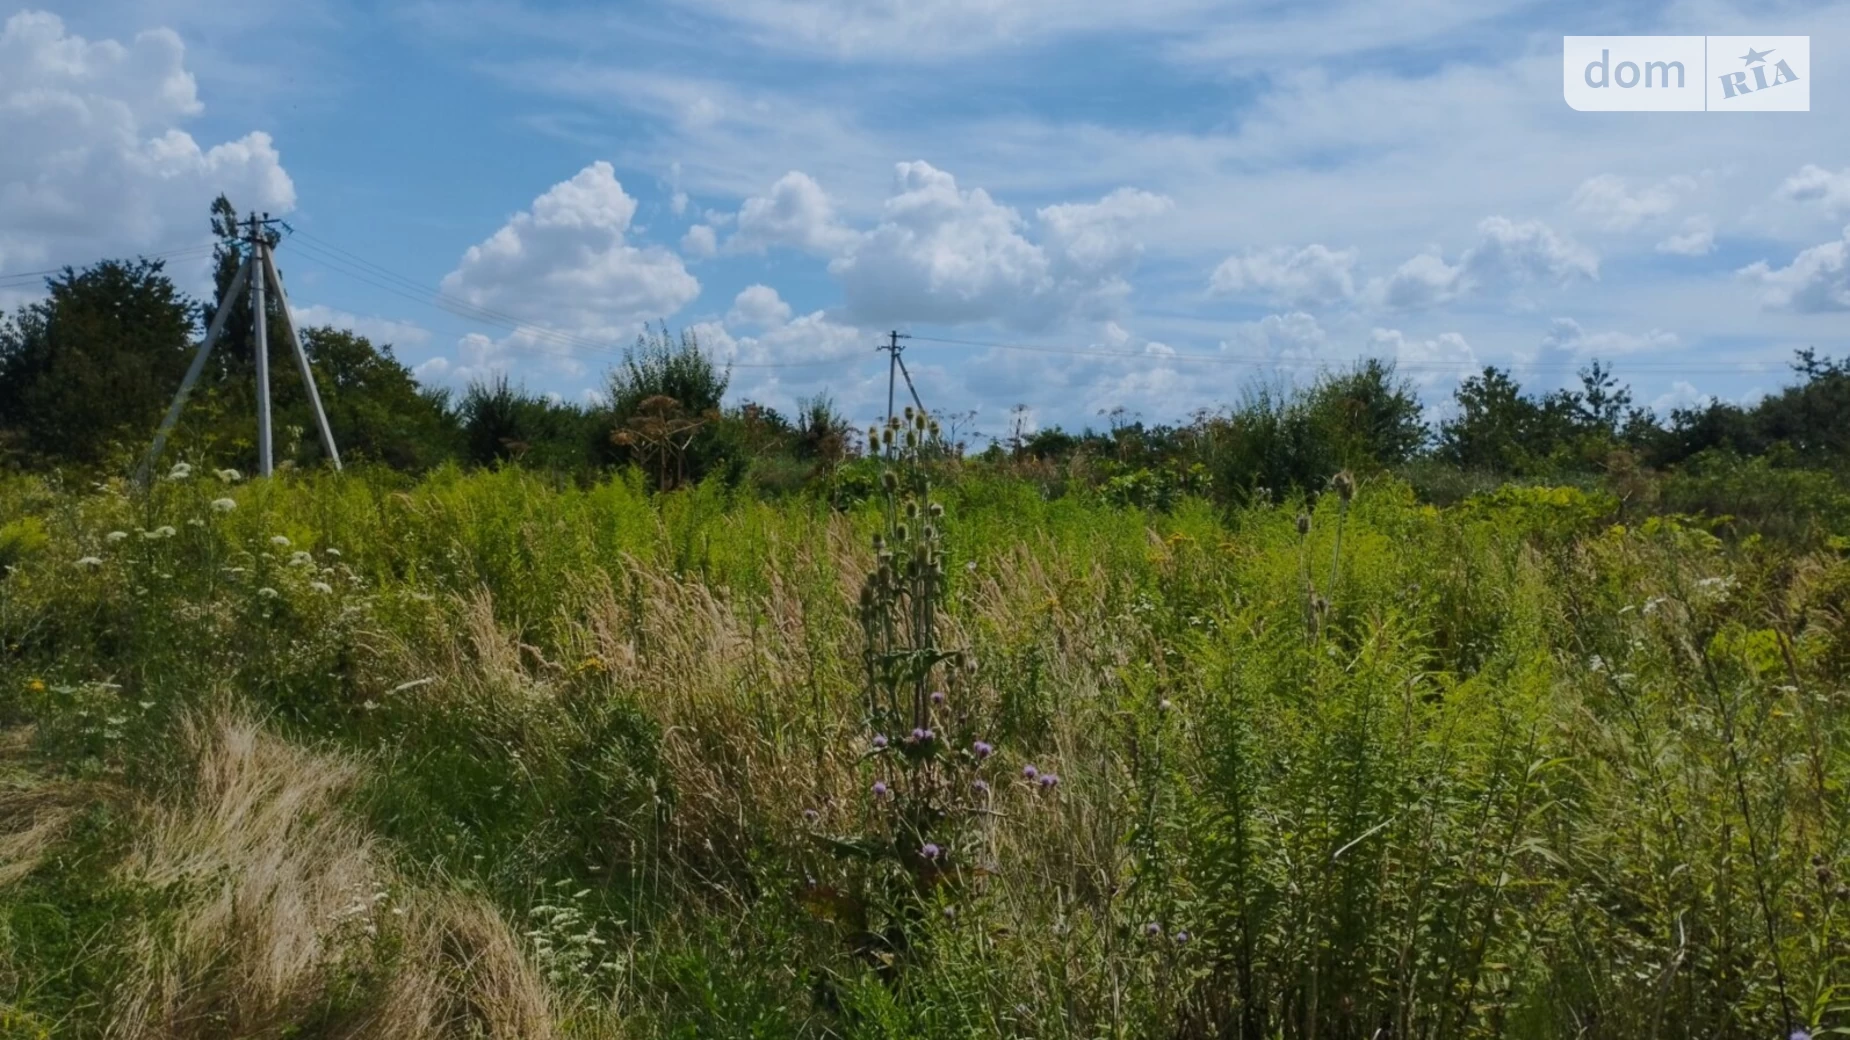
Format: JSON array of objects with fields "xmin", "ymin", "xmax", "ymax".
[
  {"xmin": 276, "ymin": 326, "xmax": 460, "ymax": 471},
  {"xmin": 0, "ymin": 259, "xmax": 198, "ymax": 469},
  {"xmin": 603, "ymin": 324, "xmax": 732, "ymax": 487}
]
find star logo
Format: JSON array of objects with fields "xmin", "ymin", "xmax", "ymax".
[{"xmin": 1739, "ymin": 46, "xmax": 1774, "ymax": 65}]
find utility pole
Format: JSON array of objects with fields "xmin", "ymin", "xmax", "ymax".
[
  {"xmin": 250, "ymin": 214, "xmax": 273, "ymax": 476},
  {"xmin": 879, "ymin": 330, "xmax": 911, "ymax": 457},
  {"xmin": 141, "ymin": 211, "xmax": 342, "ymax": 484}
]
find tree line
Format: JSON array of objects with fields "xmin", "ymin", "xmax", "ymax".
[{"xmin": 5, "ymin": 199, "xmax": 1849, "ymax": 519}]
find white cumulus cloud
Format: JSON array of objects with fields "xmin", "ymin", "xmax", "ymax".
[
  {"xmin": 1538, "ymin": 316, "xmax": 1678, "ymax": 357},
  {"xmin": 728, "ymin": 170, "xmax": 858, "ymax": 255},
  {"xmin": 1777, "ymin": 164, "xmax": 1850, "ymax": 216},
  {"xmin": 829, "ymin": 161, "xmax": 1167, "ymax": 329},
  {"xmin": 1209, "ymin": 244, "xmax": 1358, "ymax": 307},
  {"xmin": 289, "ymin": 304, "xmax": 430, "ymax": 347},
  {"xmin": 1570, "ymin": 173, "xmax": 1696, "ymax": 231},
  {"xmin": 0, "ymin": 10, "xmax": 294, "ymax": 280},
  {"xmin": 727, "ymin": 284, "xmax": 793, "ymax": 329},
  {"xmin": 1737, "ymin": 225, "xmax": 1850, "ymax": 312},
  {"xmin": 1220, "ymin": 311, "xmax": 1329, "ymax": 366},
  {"xmin": 1369, "ymin": 217, "xmax": 1597, "ymax": 309},
  {"xmin": 1368, "ymin": 328, "xmax": 1476, "ymax": 385},
  {"xmin": 1655, "ymin": 217, "xmax": 1715, "ymax": 256},
  {"xmin": 439, "ymin": 161, "xmax": 700, "ymax": 335}
]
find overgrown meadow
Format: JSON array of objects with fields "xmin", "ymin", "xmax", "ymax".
[{"xmin": 1, "ymin": 444, "xmax": 1848, "ymax": 1038}]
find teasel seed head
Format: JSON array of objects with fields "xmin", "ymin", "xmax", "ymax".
[
  {"xmin": 1296, "ymin": 513, "xmax": 1311, "ymax": 537},
  {"xmin": 1331, "ymin": 469, "xmax": 1356, "ymax": 504},
  {"xmin": 881, "ymin": 469, "xmax": 898, "ymax": 491}
]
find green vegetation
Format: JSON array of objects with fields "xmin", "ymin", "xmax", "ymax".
[{"xmin": 0, "ymin": 438, "xmax": 1847, "ymax": 1036}]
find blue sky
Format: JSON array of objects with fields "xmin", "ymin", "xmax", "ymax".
[{"xmin": 4, "ymin": 0, "xmax": 1849, "ymax": 440}]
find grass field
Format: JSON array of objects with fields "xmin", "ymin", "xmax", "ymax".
[{"xmin": 0, "ymin": 458, "xmax": 1846, "ymax": 1038}]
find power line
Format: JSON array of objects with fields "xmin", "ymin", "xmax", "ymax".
[
  {"xmin": 906, "ymin": 333, "xmax": 1799, "ymax": 376},
  {"xmin": 0, "ymin": 242, "xmax": 218, "ymax": 286}
]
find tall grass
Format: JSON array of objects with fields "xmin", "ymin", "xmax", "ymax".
[{"xmin": 0, "ymin": 461, "xmax": 1845, "ymax": 1036}]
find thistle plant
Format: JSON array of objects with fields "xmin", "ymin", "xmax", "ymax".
[{"xmin": 839, "ymin": 407, "xmax": 995, "ymax": 940}]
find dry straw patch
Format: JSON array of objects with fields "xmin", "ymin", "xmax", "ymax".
[{"xmin": 105, "ymin": 712, "xmax": 555, "ymax": 1040}]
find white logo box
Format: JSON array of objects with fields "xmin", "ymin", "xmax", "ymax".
[{"xmin": 1564, "ymin": 36, "xmax": 1809, "ymax": 112}]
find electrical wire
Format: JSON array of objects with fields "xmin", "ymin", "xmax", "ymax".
[
  {"xmin": 0, "ymin": 242, "xmax": 218, "ymax": 287},
  {"xmin": 906, "ymin": 333, "xmax": 1798, "ymax": 377}
]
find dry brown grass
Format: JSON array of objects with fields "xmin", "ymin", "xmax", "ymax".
[
  {"xmin": 104, "ymin": 712, "xmax": 557, "ymax": 1040},
  {"xmin": 0, "ymin": 726, "xmax": 100, "ymax": 890}
]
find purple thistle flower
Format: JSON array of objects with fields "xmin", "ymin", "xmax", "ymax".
[
  {"xmin": 1022, "ymin": 764, "xmax": 1039, "ymax": 781},
  {"xmin": 872, "ymin": 734, "xmax": 888, "ymax": 749},
  {"xmin": 931, "ymin": 690, "xmax": 946, "ymax": 705},
  {"xmin": 910, "ymin": 727, "xmax": 928, "ymax": 743},
  {"xmin": 972, "ymin": 740, "xmax": 994, "ymax": 759},
  {"xmin": 1144, "ymin": 921, "xmax": 1162, "ymax": 937},
  {"xmin": 920, "ymin": 843, "xmax": 941, "ymax": 860},
  {"xmin": 1038, "ymin": 773, "xmax": 1060, "ymax": 789},
  {"xmin": 803, "ymin": 808, "xmax": 819, "ymax": 823},
  {"xmin": 921, "ymin": 727, "xmax": 935, "ymax": 741},
  {"xmin": 1173, "ymin": 930, "xmax": 1189, "ymax": 944},
  {"xmin": 972, "ymin": 779, "xmax": 990, "ymax": 795},
  {"xmin": 872, "ymin": 781, "xmax": 890, "ymax": 800},
  {"xmin": 1792, "ymin": 1031, "xmax": 1812, "ymax": 1040}
]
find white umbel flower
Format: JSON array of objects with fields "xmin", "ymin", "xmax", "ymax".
[{"xmin": 211, "ymin": 498, "xmax": 237, "ymax": 513}]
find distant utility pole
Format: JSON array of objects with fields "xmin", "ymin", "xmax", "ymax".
[
  {"xmin": 142, "ymin": 212, "xmax": 341, "ymax": 483},
  {"xmin": 878, "ymin": 330, "xmax": 927, "ymax": 456}
]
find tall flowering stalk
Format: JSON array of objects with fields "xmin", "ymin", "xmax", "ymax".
[{"xmin": 846, "ymin": 407, "xmax": 992, "ymax": 907}]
